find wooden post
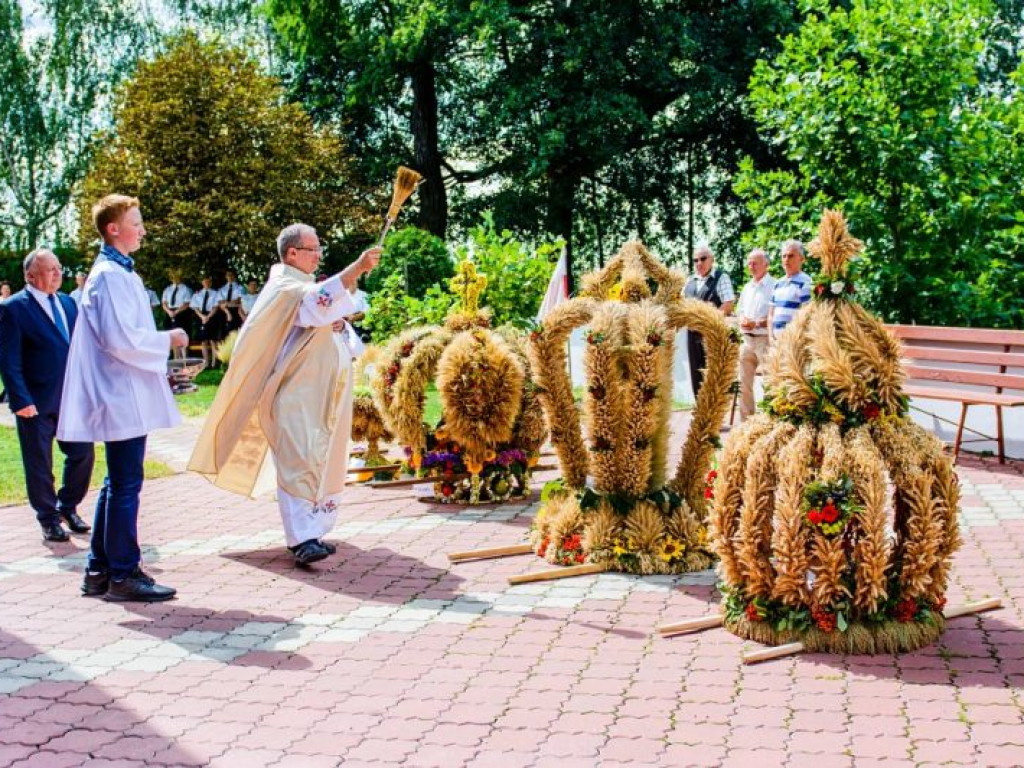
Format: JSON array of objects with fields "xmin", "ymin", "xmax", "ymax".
[
  {"xmin": 943, "ymin": 598, "xmax": 1001, "ymax": 620},
  {"xmin": 657, "ymin": 614, "xmax": 724, "ymax": 637},
  {"xmin": 508, "ymin": 563, "xmax": 605, "ymax": 585},
  {"xmin": 742, "ymin": 642, "xmax": 805, "ymax": 665},
  {"xmin": 347, "ymin": 463, "xmax": 403, "ymax": 475},
  {"xmin": 448, "ymin": 544, "xmax": 533, "ymax": 563}
]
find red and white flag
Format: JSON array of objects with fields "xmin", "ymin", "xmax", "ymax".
[{"xmin": 536, "ymin": 247, "xmax": 569, "ymax": 322}]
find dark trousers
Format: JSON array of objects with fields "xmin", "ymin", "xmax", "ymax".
[
  {"xmin": 15, "ymin": 411, "xmax": 94, "ymax": 526},
  {"xmin": 88, "ymin": 435, "xmax": 147, "ymax": 579},
  {"xmin": 687, "ymin": 330, "xmax": 707, "ymax": 400}
]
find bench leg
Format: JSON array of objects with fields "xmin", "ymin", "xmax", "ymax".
[
  {"xmin": 954, "ymin": 403, "xmax": 969, "ymax": 464},
  {"xmin": 996, "ymin": 405, "xmax": 1005, "ymax": 465}
]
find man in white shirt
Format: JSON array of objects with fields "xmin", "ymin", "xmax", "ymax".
[
  {"xmin": 69, "ymin": 272, "xmax": 87, "ymax": 304},
  {"xmin": 736, "ymin": 248, "xmax": 777, "ymax": 420},
  {"xmin": 189, "ymin": 276, "xmax": 221, "ymax": 368},
  {"xmin": 218, "ymin": 269, "xmax": 246, "ymax": 336},
  {"xmin": 683, "ymin": 245, "xmax": 735, "ymax": 399},
  {"xmin": 58, "ymin": 194, "xmax": 189, "ymax": 602},
  {"xmin": 239, "ymin": 278, "xmax": 260, "ymax": 321},
  {"xmin": 161, "ymin": 270, "xmax": 194, "ymax": 360}
]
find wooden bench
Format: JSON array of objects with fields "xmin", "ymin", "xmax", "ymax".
[{"xmin": 887, "ymin": 325, "xmax": 1024, "ymax": 463}]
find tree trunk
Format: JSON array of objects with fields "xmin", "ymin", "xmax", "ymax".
[
  {"xmin": 547, "ymin": 168, "xmax": 577, "ymax": 294},
  {"xmin": 686, "ymin": 146, "xmax": 695, "ymax": 271},
  {"xmin": 410, "ymin": 56, "xmax": 447, "ymax": 238}
]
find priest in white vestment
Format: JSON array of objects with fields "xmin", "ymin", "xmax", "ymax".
[{"xmin": 189, "ymin": 223, "xmax": 380, "ymax": 565}]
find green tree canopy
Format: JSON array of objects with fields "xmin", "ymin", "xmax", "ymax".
[
  {"xmin": 0, "ymin": 0, "xmax": 152, "ymax": 249},
  {"xmin": 264, "ymin": 0, "xmax": 803, "ymax": 279},
  {"xmin": 78, "ymin": 32, "xmax": 378, "ymax": 286},
  {"xmin": 735, "ymin": 0, "xmax": 1024, "ymax": 327}
]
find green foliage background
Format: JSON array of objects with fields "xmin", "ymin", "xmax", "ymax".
[{"xmin": 735, "ymin": 0, "xmax": 1024, "ymax": 327}]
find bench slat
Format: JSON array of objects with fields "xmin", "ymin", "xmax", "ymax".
[
  {"xmin": 888, "ymin": 324, "xmax": 1024, "ymax": 348},
  {"xmin": 904, "ymin": 365, "xmax": 1024, "ymax": 391},
  {"xmin": 903, "ymin": 384, "xmax": 1024, "ymax": 407},
  {"xmin": 902, "ymin": 345, "xmax": 1024, "ymax": 368}
]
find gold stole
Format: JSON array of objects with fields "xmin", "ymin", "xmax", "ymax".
[{"xmin": 188, "ymin": 263, "xmax": 351, "ymax": 501}]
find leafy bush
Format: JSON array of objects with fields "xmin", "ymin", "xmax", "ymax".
[
  {"xmin": 363, "ymin": 214, "xmax": 561, "ymax": 343},
  {"xmin": 735, "ymin": 0, "xmax": 1024, "ymax": 328},
  {"xmin": 365, "ymin": 226, "xmax": 454, "ymax": 299},
  {"xmin": 364, "ymin": 273, "xmax": 456, "ymax": 343},
  {"xmin": 454, "ymin": 213, "xmax": 562, "ymax": 329}
]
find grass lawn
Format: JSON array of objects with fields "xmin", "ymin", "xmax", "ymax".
[
  {"xmin": 175, "ymin": 368, "xmax": 223, "ymax": 418},
  {"xmin": 0, "ymin": 426, "xmax": 175, "ymax": 506}
]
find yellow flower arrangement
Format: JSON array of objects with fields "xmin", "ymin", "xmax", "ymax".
[
  {"xmin": 607, "ymin": 282, "xmax": 623, "ymax": 301},
  {"xmin": 658, "ymin": 536, "xmax": 686, "ymax": 563}
]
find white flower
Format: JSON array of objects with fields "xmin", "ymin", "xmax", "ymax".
[{"xmin": 830, "ymin": 280, "xmax": 845, "ymax": 295}]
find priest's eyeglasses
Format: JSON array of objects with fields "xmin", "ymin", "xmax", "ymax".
[{"xmin": 294, "ymin": 246, "xmax": 325, "ymax": 255}]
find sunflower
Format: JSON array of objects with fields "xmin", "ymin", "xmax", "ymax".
[{"xmin": 658, "ymin": 537, "xmax": 686, "ymax": 562}]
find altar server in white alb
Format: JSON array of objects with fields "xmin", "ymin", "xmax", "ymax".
[
  {"xmin": 59, "ymin": 194, "xmax": 189, "ymax": 602},
  {"xmin": 190, "ymin": 224, "xmax": 380, "ymax": 566}
]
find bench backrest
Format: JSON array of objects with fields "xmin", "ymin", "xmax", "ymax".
[{"xmin": 886, "ymin": 324, "xmax": 1024, "ymax": 393}]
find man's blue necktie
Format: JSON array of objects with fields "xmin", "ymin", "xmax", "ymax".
[{"xmin": 48, "ymin": 294, "xmax": 69, "ymax": 342}]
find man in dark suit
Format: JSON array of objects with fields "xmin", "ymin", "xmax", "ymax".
[{"xmin": 0, "ymin": 249, "xmax": 95, "ymax": 542}]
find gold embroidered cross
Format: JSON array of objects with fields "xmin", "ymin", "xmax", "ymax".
[{"xmin": 449, "ymin": 259, "xmax": 488, "ymax": 314}]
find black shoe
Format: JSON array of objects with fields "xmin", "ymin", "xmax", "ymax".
[
  {"xmin": 291, "ymin": 539, "xmax": 330, "ymax": 566},
  {"xmin": 60, "ymin": 510, "xmax": 91, "ymax": 534},
  {"xmin": 41, "ymin": 522, "xmax": 70, "ymax": 542},
  {"xmin": 103, "ymin": 573, "xmax": 176, "ymax": 602},
  {"xmin": 81, "ymin": 569, "xmax": 109, "ymax": 597},
  {"xmin": 318, "ymin": 540, "xmax": 337, "ymax": 555}
]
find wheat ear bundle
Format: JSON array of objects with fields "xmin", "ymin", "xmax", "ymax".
[{"xmin": 378, "ymin": 166, "xmax": 424, "ymax": 245}]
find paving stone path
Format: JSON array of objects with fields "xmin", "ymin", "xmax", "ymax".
[{"xmin": 1, "ymin": 416, "xmax": 1022, "ymax": 767}]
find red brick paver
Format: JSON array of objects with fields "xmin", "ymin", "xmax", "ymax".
[{"xmin": 1, "ymin": 426, "xmax": 1023, "ymax": 766}]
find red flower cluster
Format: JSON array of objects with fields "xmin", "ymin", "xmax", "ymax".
[
  {"xmin": 538, "ymin": 537, "xmax": 550, "ymax": 558},
  {"xmin": 807, "ymin": 501, "xmax": 839, "ymax": 525},
  {"xmin": 556, "ymin": 534, "xmax": 586, "ymax": 565},
  {"xmin": 400, "ymin": 341, "xmax": 416, "ymax": 357},
  {"xmin": 862, "ymin": 402, "xmax": 881, "ymax": 420},
  {"xmin": 745, "ymin": 602, "xmax": 763, "ymax": 622},
  {"xmin": 934, "ymin": 596, "xmax": 947, "ymax": 613},
  {"xmin": 815, "ymin": 284, "xmax": 826, "ymax": 296},
  {"xmin": 704, "ymin": 469, "xmax": 718, "ymax": 500},
  {"xmin": 894, "ymin": 598, "xmax": 918, "ymax": 623},
  {"xmin": 384, "ymin": 362, "xmax": 401, "ymax": 391},
  {"xmin": 812, "ymin": 607, "xmax": 837, "ymax": 633}
]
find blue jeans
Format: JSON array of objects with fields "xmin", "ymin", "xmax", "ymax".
[{"xmin": 88, "ymin": 435, "xmax": 147, "ymax": 579}]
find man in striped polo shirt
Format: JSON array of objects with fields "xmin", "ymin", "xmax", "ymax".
[{"xmin": 768, "ymin": 239, "xmax": 811, "ymax": 341}]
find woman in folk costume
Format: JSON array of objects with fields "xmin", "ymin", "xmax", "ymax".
[{"xmin": 189, "ymin": 223, "xmax": 381, "ymax": 565}]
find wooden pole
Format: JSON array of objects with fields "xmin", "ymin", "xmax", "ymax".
[
  {"xmin": 448, "ymin": 544, "xmax": 533, "ymax": 563},
  {"xmin": 347, "ymin": 463, "xmax": 403, "ymax": 475},
  {"xmin": 508, "ymin": 563, "xmax": 605, "ymax": 585},
  {"xmin": 742, "ymin": 642, "xmax": 805, "ymax": 665},
  {"xmin": 943, "ymin": 598, "xmax": 1002, "ymax": 620},
  {"xmin": 657, "ymin": 614, "xmax": 724, "ymax": 637}
]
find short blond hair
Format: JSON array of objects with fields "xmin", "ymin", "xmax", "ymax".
[{"xmin": 92, "ymin": 194, "xmax": 140, "ymax": 240}]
